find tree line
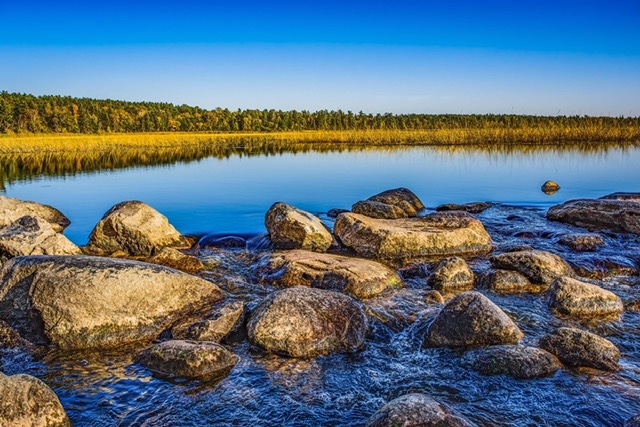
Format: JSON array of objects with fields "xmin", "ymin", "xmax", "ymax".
[{"xmin": 1, "ymin": 91, "xmax": 638, "ymax": 134}]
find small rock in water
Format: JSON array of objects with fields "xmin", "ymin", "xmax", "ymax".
[
  {"xmin": 173, "ymin": 300, "xmax": 246, "ymax": 343},
  {"xmin": 197, "ymin": 235, "xmax": 247, "ymax": 249},
  {"xmin": 472, "ymin": 345, "xmax": 562, "ymax": 379},
  {"xmin": 427, "ymin": 256, "xmax": 475, "ymax": 292},
  {"xmin": 557, "ymin": 233, "xmax": 604, "ymax": 252},
  {"xmin": 327, "ymin": 208, "xmax": 349, "ymax": 218},
  {"xmin": 547, "ymin": 276, "xmax": 623, "ymax": 319},
  {"xmin": 352, "ymin": 187, "xmax": 425, "ymax": 219},
  {"xmin": 541, "ymin": 180, "xmax": 560, "ymax": 195},
  {"xmin": 265, "ymin": 202, "xmax": 333, "ymax": 252},
  {"xmin": 490, "ymin": 249, "xmax": 573, "ymax": 285},
  {"xmin": 367, "ymin": 393, "xmax": 471, "ymax": 427},
  {"xmin": 481, "ymin": 269, "xmax": 547, "ymax": 294},
  {"xmin": 436, "ymin": 201, "xmax": 492, "ymax": 213},
  {"xmin": 539, "ymin": 327, "xmax": 620, "ymax": 371}
]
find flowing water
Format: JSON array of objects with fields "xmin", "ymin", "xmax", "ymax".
[{"xmin": 1, "ymin": 141, "xmax": 640, "ymax": 426}]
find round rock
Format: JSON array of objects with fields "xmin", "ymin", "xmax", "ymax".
[
  {"xmin": 367, "ymin": 393, "xmax": 471, "ymax": 427},
  {"xmin": 248, "ymin": 286, "xmax": 367, "ymax": 357},
  {"xmin": 472, "ymin": 345, "xmax": 562, "ymax": 379},
  {"xmin": 541, "ymin": 180, "xmax": 560, "ymax": 194},
  {"xmin": 0, "ymin": 195, "xmax": 70, "ymax": 233},
  {"xmin": 557, "ymin": 233, "xmax": 604, "ymax": 252},
  {"xmin": 539, "ymin": 327, "xmax": 620, "ymax": 371},
  {"xmin": 490, "ymin": 250, "xmax": 572, "ymax": 285},
  {"xmin": 427, "ymin": 256, "xmax": 475, "ymax": 291},
  {"xmin": 547, "ymin": 276, "xmax": 623, "ymax": 319},
  {"xmin": 265, "ymin": 202, "xmax": 333, "ymax": 252}
]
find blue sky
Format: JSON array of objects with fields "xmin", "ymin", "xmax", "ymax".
[{"xmin": 1, "ymin": 0, "xmax": 639, "ymax": 115}]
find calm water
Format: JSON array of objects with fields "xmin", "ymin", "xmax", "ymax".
[{"xmin": 2, "ymin": 143, "xmax": 640, "ymax": 427}]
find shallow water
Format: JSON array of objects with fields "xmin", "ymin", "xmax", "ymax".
[{"xmin": 1, "ymin": 143, "xmax": 640, "ymax": 426}]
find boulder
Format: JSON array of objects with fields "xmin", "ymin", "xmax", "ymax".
[
  {"xmin": 547, "ymin": 276, "xmax": 623, "ymax": 319},
  {"xmin": 265, "ymin": 202, "xmax": 333, "ymax": 252},
  {"xmin": 352, "ymin": 188, "xmax": 425, "ymax": 219},
  {"xmin": 0, "ymin": 215, "xmax": 81, "ymax": 263},
  {"xmin": 173, "ymin": 300, "xmax": 246, "ymax": 343},
  {"xmin": 557, "ymin": 233, "xmax": 604, "ymax": 252},
  {"xmin": 85, "ymin": 200, "xmax": 190, "ymax": 256},
  {"xmin": 472, "ymin": 345, "xmax": 562, "ymax": 379},
  {"xmin": 0, "ymin": 372, "xmax": 70, "ymax": 427},
  {"xmin": 541, "ymin": 180, "xmax": 560, "ymax": 194},
  {"xmin": 600, "ymin": 192, "xmax": 640, "ymax": 202},
  {"xmin": 0, "ymin": 195, "xmax": 70, "ymax": 233},
  {"xmin": 146, "ymin": 247, "xmax": 205, "ymax": 274},
  {"xmin": 0, "ymin": 255, "xmax": 222, "ymax": 349},
  {"xmin": 334, "ymin": 211, "xmax": 493, "ymax": 261},
  {"xmin": 490, "ymin": 250, "xmax": 572, "ymax": 285},
  {"xmin": 539, "ymin": 327, "xmax": 620, "ymax": 371},
  {"xmin": 480, "ymin": 269, "xmax": 547, "ymax": 294},
  {"xmin": 547, "ymin": 198, "xmax": 640, "ymax": 235},
  {"xmin": 427, "ymin": 256, "xmax": 475, "ymax": 291},
  {"xmin": 436, "ymin": 202, "xmax": 492, "ymax": 214},
  {"xmin": 266, "ymin": 250, "xmax": 402, "ymax": 299},
  {"xmin": 367, "ymin": 393, "xmax": 471, "ymax": 427},
  {"xmin": 135, "ymin": 340, "xmax": 238, "ymax": 380},
  {"xmin": 425, "ymin": 291, "xmax": 523, "ymax": 348},
  {"xmin": 248, "ymin": 287, "xmax": 367, "ymax": 357}
]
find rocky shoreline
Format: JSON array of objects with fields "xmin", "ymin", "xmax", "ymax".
[{"xmin": 1, "ymin": 189, "xmax": 640, "ymax": 426}]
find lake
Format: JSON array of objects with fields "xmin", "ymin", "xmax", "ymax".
[{"xmin": 1, "ymin": 141, "xmax": 640, "ymax": 427}]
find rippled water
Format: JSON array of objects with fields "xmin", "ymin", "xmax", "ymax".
[{"xmin": 1, "ymin": 143, "xmax": 640, "ymax": 426}]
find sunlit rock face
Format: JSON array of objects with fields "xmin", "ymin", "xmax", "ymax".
[
  {"xmin": 265, "ymin": 202, "xmax": 333, "ymax": 252},
  {"xmin": 352, "ymin": 187, "xmax": 425, "ymax": 219},
  {"xmin": 0, "ymin": 195, "xmax": 71, "ymax": 233},
  {"xmin": 539, "ymin": 327, "xmax": 620, "ymax": 371},
  {"xmin": 367, "ymin": 393, "xmax": 472, "ymax": 427}
]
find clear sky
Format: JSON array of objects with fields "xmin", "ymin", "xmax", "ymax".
[{"xmin": 1, "ymin": 0, "xmax": 639, "ymax": 115}]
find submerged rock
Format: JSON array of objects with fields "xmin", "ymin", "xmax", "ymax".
[
  {"xmin": 248, "ymin": 287, "xmax": 367, "ymax": 357},
  {"xmin": 539, "ymin": 327, "xmax": 620, "ymax": 371},
  {"xmin": 334, "ymin": 211, "xmax": 493, "ymax": 261},
  {"xmin": 480, "ymin": 269, "xmax": 547, "ymax": 294},
  {"xmin": 146, "ymin": 247, "xmax": 205, "ymax": 274},
  {"xmin": 541, "ymin": 180, "xmax": 560, "ymax": 195},
  {"xmin": 557, "ymin": 233, "xmax": 604, "ymax": 252},
  {"xmin": 0, "ymin": 372, "xmax": 71, "ymax": 427},
  {"xmin": 490, "ymin": 250, "xmax": 572, "ymax": 285},
  {"xmin": 196, "ymin": 234, "xmax": 247, "ymax": 249},
  {"xmin": 135, "ymin": 339, "xmax": 238, "ymax": 380},
  {"xmin": 0, "ymin": 215, "xmax": 81, "ymax": 263},
  {"xmin": 352, "ymin": 187, "xmax": 425, "ymax": 219},
  {"xmin": 547, "ymin": 276, "xmax": 623, "ymax": 319},
  {"xmin": 266, "ymin": 249, "xmax": 403, "ymax": 299},
  {"xmin": 173, "ymin": 300, "xmax": 246, "ymax": 343},
  {"xmin": 427, "ymin": 256, "xmax": 475, "ymax": 291},
  {"xmin": 436, "ymin": 201, "xmax": 492, "ymax": 213},
  {"xmin": 472, "ymin": 345, "xmax": 562, "ymax": 379},
  {"xmin": 265, "ymin": 202, "xmax": 333, "ymax": 252},
  {"xmin": 367, "ymin": 393, "xmax": 471, "ymax": 427},
  {"xmin": 425, "ymin": 291, "xmax": 523, "ymax": 348},
  {"xmin": 85, "ymin": 200, "xmax": 190, "ymax": 256},
  {"xmin": 547, "ymin": 197, "xmax": 640, "ymax": 235},
  {"xmin": 0, "ymin": 255, "xmax": 222, "ymax": 349},
  {"xmin": 0, "ymin": 195, "xmax": 71, "ymax": 233}
]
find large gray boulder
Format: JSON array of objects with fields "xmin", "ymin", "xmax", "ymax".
[
  {"xmin": 367, "ymin": 393, "xmax": 471, "ymax": 427},
  {"xmin": 471, "ymin": 345, "xmax": 562, "ymax": 379},
  {"xmin": 135, "ymin": 340, "xmax": 238, "ymax": 380},
  {"xmin": 0, "ymin": 255, "xmax": 222, "ymax": 349},
  {"xmin": 334, "ymin": 211, "xmax": 492, "ymax": 261},
  {"xmin": 248, "ymin": 287, "xmax": 367, "ymax": 357},
  {"xmin": 265, "ymin": 202, "xmax": 333, "ymax": 252},
  {"xmin": 547, "ymin": 276, "xmax": 623, "ymax": 319},
  {"xmin": 353, "ymin": 187, "xmax": 425, "ymax": 219},
  {"xmin": 0, "ymin": 195, "xmax": 70, "ymax": 233},
  {"xmin": 427, "ymin": 256, "xmax": 475, "ymax": 291},
  {"xmin": 0, "ymin": 372, "xmax": 70, "ymax": 427},
  {"xmin": 539, "ymin": 327, "xmax": 620, "ymax": 371},
  {"xmin": 425, "ymin": 291, "xmax": 523, "ymax": 348},
  {"xmin": 266, "ymin": 249, "xmax": 402, "ymax": 299},
  {"xmin": 490, "ymin": 250, "xmax": 572, "ymax": 285},
  {"xmin": 85, "ymin": 200, "xmax": 190, "ymax": 256},
  {"xmin": 0, "ymin": 215, "xmax": 81, "ymax": 263},
  {"xmin": 547, "ymin": 196, "xmax": 640, "ymax": 235}
]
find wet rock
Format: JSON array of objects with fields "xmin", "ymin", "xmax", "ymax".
[
  {"xmin": 547, "ymin": 276, "xmax": 623, "ymax": 319},
  {"xmin": 541, "ymin": 180, "xmax": 560, "ymax": 195},
  {"xmin": 265, "ymin": 202, "xmax": 333, "ymax": 252},
  {"xmin": 146, "ymin": 247, "xmax": 205, "ymax": 274},
  {"xmin": 173, "ymin": 300, "xmax": 246, "ymax": 343},
  {"xmin": 600, "ymin": 192, "xmax": 640, "ymax": 202},
  {"xmin": 427, "ymin": 256, "xmax": 475, "ymax": 291},
  {"xmin": 436, "ymin": 201, "xmax": 493, "ymax": 213},
  {"xmin": 367, "ymin": 393, "xmax": 471, "ymax": 427},
  {"xmin": 266, "ymin": 250, "xmax": 403, "ymax": 299},
  {"xmin": 85, "ymin": 200, "xmax": 190, "ymax": 256},
  {"xmin": 248, "ymin": 287, "xmax": 367, "ymax": 357},
  {"xmin": 0, "ymin": 372, "xmax": 71, "ymax": 427},
  {"xmin": 570, "ymin": 257, "xmax": 638, "ymax": 280},
  {"xmin": 197, "ymin": 235, "xmax": 246, "ymax": 249},
  {"xmin": 425, "ymin": 291, "xmax": 523, "ymax": 348},
  {"xmin": 0, "ymin": 215, "xmax": 81, "ymax": 263},
  {"xmin": 334, "ymin": 211, "xmax": 493, "ymax": 261},
  {"xmin": 0, "ymin": 195, "xmax": 71, "ymax": 233},
  {"xmin": 558, "ymin": 233, "xmax": 604, "ymax": 252},
  {"xmin": 135, "ymin": 339, "xmax": 238, "ymax": 380},
  {"xmin": 472, "ymin": 345, "xmax": 562, "ymax": 379},
  {"xmin": 481, "ymin": 269, "xmax": 547, "ymax": 294},
  {"xmin": 0, "ymin": 319, "xmax": 38, "ymax": 353},
  {"xmin": 352, "ymin": 187, "xmax": 425, "ymax": 219},
  {"xmin": 547, "ymin": 198, "xmax": 640, "ymax": 235},
  {"xmin": 425, "ymin": 290, "xmax": 445, "ymax": 304},
  {"xmin": 398, "ymin": 261, "xmax": 429, "ymax": 279},
  {"xmin": 490, "ymin": 250, "xmax": 572, "ymax": 285},
  {"xmin": 0, "ymin": 255, "xmax": 222, "ymax": 349},
  {"xmin": 539, "ymin": 327, "xmax": 620, "ymax": 371},
  {"xmin": 327, "ymin": 208, "xmax": 349, "ymax": 218}
]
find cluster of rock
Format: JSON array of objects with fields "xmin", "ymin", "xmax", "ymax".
[{"xmin": 1, "ymin": 188, "xmax": 638, "ymax": 426}]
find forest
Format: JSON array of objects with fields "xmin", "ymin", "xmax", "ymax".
[{"xmin": 1, "ymin": 91, "xmax": 639, "ymax": 135}]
